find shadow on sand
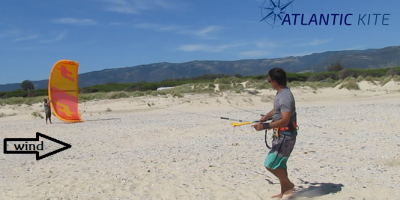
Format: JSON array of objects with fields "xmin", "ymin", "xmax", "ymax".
[
  {"xmin": 48, "ymin": 118, "xmax": 121, "ymax": 124},
  {"xmin": 290, "ymin": 181, "xmax": 344, "ymax": 199},
  {"xmin": 83, "ymin": 118, "xmax": 121, "ymax": 122}
]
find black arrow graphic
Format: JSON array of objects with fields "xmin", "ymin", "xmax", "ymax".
[{"xmin": 4, "ymin": 132, "xmax": 71, "ymax": 160}]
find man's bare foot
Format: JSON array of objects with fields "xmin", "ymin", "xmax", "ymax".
[
  {"xmin": 271, "ymin": 193, "xmax": 283, "ymax": 198},
  {"xmin": 283, "ymin": 182, "xmax": 295, "ymax": 195},
  {"xmin": 283, "ymin": 193, "xmax": 294, "ymax": 200}
]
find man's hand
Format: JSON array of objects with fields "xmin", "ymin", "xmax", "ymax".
[
  {"xmin": 252, "ymin": 123, "xmax": 270, "ymax": 131},
  {"xmin": 260, "ymin": 109, "xmax": 274, "ymax": 122},
  {"xmin": 259, "ymin": 115, "xmax": 268, "ymax": 122}
]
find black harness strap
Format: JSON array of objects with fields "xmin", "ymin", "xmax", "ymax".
[{"xmin": 265, "ymin": 129, "xmax": 271, "ymax": 149}]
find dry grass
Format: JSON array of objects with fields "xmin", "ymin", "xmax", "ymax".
[
  {"xmin": 381, "ymin": 76, "xmax": 392, "ymax": 86},
  {"xmin": 356, "ymin": 75, "xmax": 364, "ymax": 82},
  {"xmin": 31, "ymin": 111, "xmax": 44, "ymax": 119},
  {"xmin": 364, "ymin": 76, "xmax": 379, "ymax": 85},
  {"xmin": 0, "ymin": 96, "xmax": 45, "ymax": 106},
  {"xmin": 339, "ymin": 79, "xmax": 360, "ymax": 90},
  {"xmin": 0, "ymin": 113, "xmax": 17, "ymax": 118}
]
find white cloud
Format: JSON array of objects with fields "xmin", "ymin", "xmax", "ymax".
[
  {"xmin": 11, "ymin": 46, "xmax": 42, "ymax": 51},
  {"xmin": 177, "ymin": 38, "xmax": 279, "ymax": 55},
  {"xmin": 236, "ymin": 39, "xmax": 279, "ymax": 57},
  {"xmin": 107, "ymin": 6, "xmax": 142, "ymax": 14},
  {"xmin": 0, "ymin": 28, "xmax": 40, "ymax": 42},
  {"xmin": 180, "ymin": 26, "xmax": 224, "ymax": 39},
  {"xmin": 132, "ymin": 22, "xmax": 181, "ymax": 31},
  {"xmin": 239, "ymin": 50, "xmax": 270, "ymax": 57},
  {"xmin": 296, "ymin": 39, "xmax": 332, "ymax": 46},
  {"xmin": 154, "ymin": 0, "xmax": 182, "ymax": 9},
  {"xmin": 98, "ymin": 0, "xmax": 185, "ymax": 14},
  {"xmin": 52, "ymin": 18, "xmax": 98, "ymax": 25},
  {"xmin": 255, "ymin": 39, "xmax": 278, "ymax": 48},
  {"xmin": 340, "ymin": 45, "xmax": 363, "ymax": 50},
  {"xmin": 194, "ymin": 26, "xmax": 223, "ymax": 38},
  {"xmin": 132, "ymin": 22, "xmax": 223, "ymax": 39},
  {"xmin": 280, "ymin": 52, "xmax": 314, "ymax": 57},
  {"xmin": 178, "ymin": 43, "xmax": 244, "ymax": 53},
  {"xmin": 109, "ymin": 22, "xmax": 123, "ymax": 26},
  {"xmin": 14, "ymin": 34, "xmax": 39, "ymax": 42},
  {"xmin": 40, "ymin": 32, "xmax": 67, "ymax": 43},
  {"xmin": 0, "ymin": 31, "xmax": 18, "ymax": 39}
]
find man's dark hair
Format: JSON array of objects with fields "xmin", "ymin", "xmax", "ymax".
[{"xmin": 268, "ymin": 68, "xmax": 287, "ymax": 86}]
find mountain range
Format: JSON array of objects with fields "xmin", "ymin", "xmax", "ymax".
[{"xmin": 1, "ymin": 45, "xmax": 400, "ymax": 92}]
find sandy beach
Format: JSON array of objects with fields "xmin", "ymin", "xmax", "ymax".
[{"xmin": 1, "ymin": 81, "xmax": 400, "ymax": 200}]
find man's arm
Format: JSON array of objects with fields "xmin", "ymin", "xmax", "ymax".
[
  {"xmin": 252, "ymin": 109, "xmax": 274, "ymax": 130},
  {"xmin": 260, "ymin": 109, "xmax": 274, "ymax": 122},
  {"xmin": 268, "ymin": 111, "xmax": 290, "ymax": 129},
  {"xmin": 253, "ymin": 95, "xmax": 293, "ymax": 131},
  {"xmin": 253, "ymin": 111, "xmax": 290, "ymax": 131}
]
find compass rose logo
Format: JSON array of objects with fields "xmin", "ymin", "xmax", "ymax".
[{"xmin": 260, "ymin": 0, "xmax": 295, "ymax": 27}]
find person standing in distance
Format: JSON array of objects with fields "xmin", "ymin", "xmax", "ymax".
[
  {"xmin": 44, "ymin": 99, "xmax": 52, "ymax": 124},
  {"xmin": 252, "ymin": 68, "xmax": 297, "ymax": 198}
]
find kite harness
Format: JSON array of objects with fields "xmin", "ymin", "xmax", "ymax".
[{"xmin": 264, "ymin": 121, "xmax": 298, "ymax": 149}]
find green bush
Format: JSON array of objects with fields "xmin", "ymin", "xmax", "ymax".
[
  {"xmin": 218, "ymin": 84, "xmax": 231, "ymax": 91},
  {"xmin": 254, "ymin": 82, "xmax": 271, "ymax": 89},
  {"xmin": 326, "ymin": 62, "xmax": 344, "ymax": 72},
  {"xmin": 306, "ymin": 72, "xmax": 337, "ymax": 82},
  {"xmin": 5, "ymin": 90, "xmax": 28, "ymax": 98},
  {"xmin": 386, "ymin": 68, "xmax": 399, "ymax": 76},
  {"xmin": 339, "ymin": 69, "xmax": 352, "ymax": 80},
  {"xmin": 213, "ymin": 77, "xmax": 243, "ymax": 84},
  {"xmin": 325, "ymin": 77, "xmax": 335, "ymax": 83},
  {"xmin": 108, "ymin": 92, "xmax": 129, "ymax": 99}
]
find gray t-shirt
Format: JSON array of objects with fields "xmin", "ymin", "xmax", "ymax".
[
  {"xmin": 44, "ymin": 102, "xmax": 51, "ymax": 113},
  {"xmin": 272, "ymin": 87, "xmax": 297, "ymax": 136}
]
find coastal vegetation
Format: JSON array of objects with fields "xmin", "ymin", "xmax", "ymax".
[{"xmin": 0, "ymin": 66, "xmax": 399, "ymax": 105}]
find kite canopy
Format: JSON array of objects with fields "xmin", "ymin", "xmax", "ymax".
[{"xmin": 48, "ymin": 60, "xmax": 82, "ymax": 123}]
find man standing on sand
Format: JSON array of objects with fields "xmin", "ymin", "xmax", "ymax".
[
  {"xmin": 44, "ymin": 99, "xmax": 52, "ymax": 124},
  {"xmin": 252, "ymin": 68, "xmax": 297, "ymax": 199}
]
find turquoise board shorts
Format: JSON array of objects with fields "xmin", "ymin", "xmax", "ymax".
[{"xmin": 264, "ymin": 132, "xmax": 296, "ymax": 170}]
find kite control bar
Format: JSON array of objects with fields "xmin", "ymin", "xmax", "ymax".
[
  {"xmin": 220, "ymin": 116, "xmax": 272, "ymax": 127},
  {"xmin": 220, "ymin": 117, "xmax": 253, "ymax": 122},
  {"xmin": 221, "ymin": 115, "xmax": 274, "ymax": 148}
]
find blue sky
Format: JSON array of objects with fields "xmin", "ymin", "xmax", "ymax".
[{"xmin": 0, "ymin": 0, "xmax": 399, "ymax": 84}]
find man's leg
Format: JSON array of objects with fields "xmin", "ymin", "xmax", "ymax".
[
  {"xmin": 266, "ymin": 167, "xmax": 294, "ymax": 198},
  {"xmin": 265, "ymin": 134, "xmax": 296, "ymax": 198},
  {"xmin": 46, "ymin": 112, "xmax": 52, "ymax": 124}
]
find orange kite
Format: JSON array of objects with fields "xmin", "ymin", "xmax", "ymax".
[{"xmin": 48, "ymin": 60, "xmax": 82, "ymax": 122}]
